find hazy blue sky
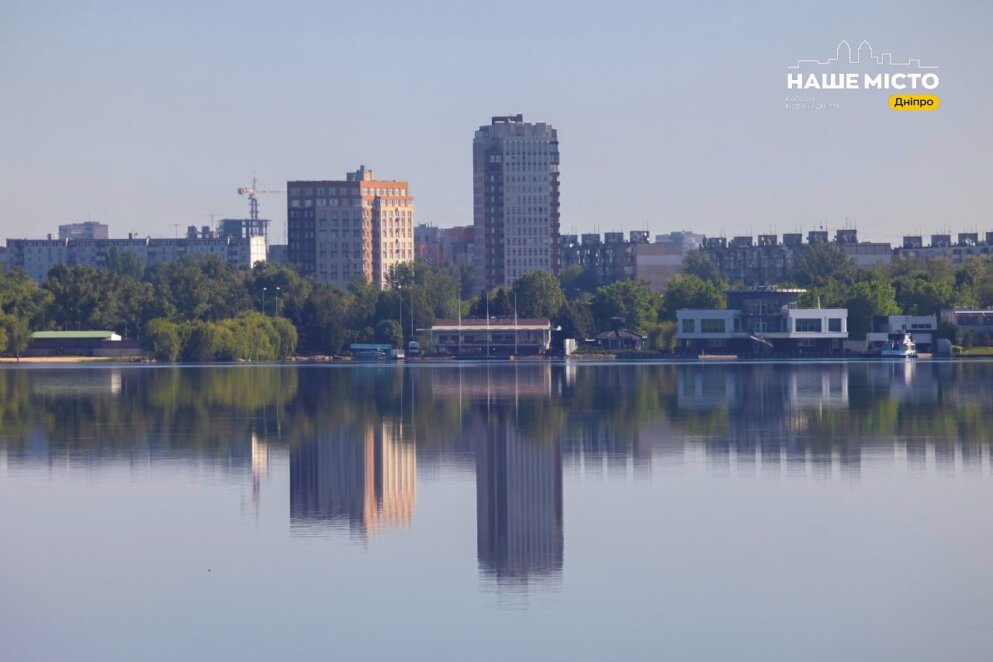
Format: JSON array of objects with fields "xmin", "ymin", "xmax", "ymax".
[{"xmin": 2, "ymin": 0, "xmax": 990, "ymax": 244}]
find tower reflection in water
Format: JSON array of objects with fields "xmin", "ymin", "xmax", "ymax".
[{"xmin": 289, "ymin": 418, "xmax": 415, "ymax": 541}]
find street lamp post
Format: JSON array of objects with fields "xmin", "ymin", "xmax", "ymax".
[
  {"xmin": 274, "ymin": 287, "xmax": 281, "ymax": 317},
  {"xmin": 262, "ymin": 287, "xmax": 268, "ymax": 316}
]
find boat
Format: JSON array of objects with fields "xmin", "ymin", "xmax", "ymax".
[{"xmin": 880, "ymin": 330, "xmax": 917, "ymax": 358}]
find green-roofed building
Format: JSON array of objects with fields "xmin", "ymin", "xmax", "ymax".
[
  {"xmin": 27, "ymin": 330, "xmax": 140, "ymax": 357},
  {"xmin": 32, "ymin": 331, "xmax": 122, "ymax": 341}
]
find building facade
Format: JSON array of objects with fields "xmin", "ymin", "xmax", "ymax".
[
  {"xmin": 287, "ymin": 166, "xmax": 414, "ymax": 288},
  {"xmin": 473, "ymin": 114, "xmax": 560, "ymax": 290},
  {"xmin": 429, "ymin": 318, "xmax": 553, "ymax": 357},
  {"xmin": 58, "ymin": 221, "xmax": 109, "ymax": 241},
  {"xmin": 699, "ymin": 229, "xmax": 891, "ymax": 286},
  {"xmin": 677, "ymin": 288, "xmax": 848, "ymax": 354},
  {"xmin": 896, "ymin": 232, "xmax": 993, "ymax": 264},
  {"xmin": 867, "ymin": 314, "xmax": 937, "ymax": 353},
  {"xmin": 414, "ymin": 224, "xmax": 475, "ymax": 269},
  {"xmin": 557, "ymin": 232, "xmax": 682, "ymax": 292},
  {"xmin": 5, "ymin": 231, "xmax": 265, "ymax": 281},
  {"xmin": 940, "ymin": 309, "xmax": 993, "ymax": 340}
]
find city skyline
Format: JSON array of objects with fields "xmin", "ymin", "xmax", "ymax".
[{"xmin": 2, "ymin": 1, "xmax": 990, "ymax": 246}]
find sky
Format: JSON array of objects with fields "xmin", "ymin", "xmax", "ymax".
[{"xmin": 1, "ymin": 0, "xmax": 991, "ymax": 245}]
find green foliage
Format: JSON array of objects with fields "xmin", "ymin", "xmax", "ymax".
[
  {"xmin": 795, "ymin": 243, "xmax": 855, "ymax": 286},
  {"xmin": 512, "ymin": 270, "xmax": 566, "ymax": 319},
  {"xmin": 375, "ymin": 319, "xmax": 403, "ymax": 346},
  {"xmin": 646, "ymin": 320, "xmax": 678, "ymax": 352},
  {"xmin": 143, "ymin": 318, "xmax": 182, "ymax": 362},
  {"xmin": 592, "ymin": 280, "xmax": 661, "ymax": 332},
  {"xmin": 661, "ymin": 275, "xmax": 726, "ymax": 321},
  {"xmin": 845, "ymin": 279, "xmax": 900, "ymax": 340},
  {"xmin": 558, "ymin": 264, "xmax": 600, "ymax": 296},
  {"xmin": 555, "ymin": 299, "xmax": 595, "ymax": 343},
  {"xmin": 682, "ymin": 250, "xmax": 722, "ymax": 284}
]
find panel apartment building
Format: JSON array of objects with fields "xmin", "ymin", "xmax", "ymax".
[
  {"xmin": 287, "ymin": 166, "xmax": 414, "ymax": 288},
  {"xmin": 473, "ymin": 115, "xmax": 560, "ymax": 290},
  {"xmin": 5, "ymin": 227, "xmax": 266, "ymax": 282}
]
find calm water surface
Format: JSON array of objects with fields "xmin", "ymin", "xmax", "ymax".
[{"xmin": 2, "ymin": 361, "xmax": 993, "ymax": 661}]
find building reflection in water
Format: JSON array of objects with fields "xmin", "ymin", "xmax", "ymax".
[
  {"xmin": 461, "ymin": 366, "xmax": 564, "ymax": 589},
  {"xmin": 476, "ymin": 408, "xmax": 563, "ymax": 587},
  {"xmin": 289, "ymin": 419, "xmax": 415, "ymax": 541}
]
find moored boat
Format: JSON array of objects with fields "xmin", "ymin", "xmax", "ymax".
[{"xmin": 880, "ymin": 330, "xmax": 917, "ymax": 358}]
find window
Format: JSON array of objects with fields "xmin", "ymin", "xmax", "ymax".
[
  {"xmin": 701, "ymin": 318, "xmax": 725, "ymax": 333},
  {"xmin": 682, "ymin": 319, "xmax": 695, "ymax": 334},
  {"xmin": 796, "ymin": 318, "xmax": 822, "ymax": 333},
  {"xmin": 828, "ymin": 318, "xmax": 842, "ymax": 332}
]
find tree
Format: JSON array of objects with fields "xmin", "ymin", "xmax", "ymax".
[
  {"xmin": 470, "ymin": 287, "xmax": 513, "ymax": 317},
  {"xmin": 556, "ymin": 300, "xmax": 595, "ymax": 342},
  {"xmin": 143, "ymin": 318, "xmax": 182, "ymax": 362},
  {"xmin": 682, "ymin": 250, "xmax": 722, "ymax": 284},
  {"xmin": 646, "ymin": 320, "xmax": 678, "ymax": 353},
  {"xmin": 661, "ymin": 275, "xmax": 725, "ymax": 321},
  {"xmin": 591, "ymin": 280, "xmax": 661, "ymax": 333},
  {"xmin": 375, "ymin": 319, "xmax": 403, "ymax": 347},
  {"xmin": 0, "ymin": 312, "xmax": 31, "ymax": 360},
  {"xmin": 895, "ymin": 276, "xmax": 957, "ymax": 316},
  {"xmin": 795, "ymin": 243, "xmax": 854, "ymax": 286},
  {"xmin": 845, "ymin": 279, "xmax": 900, "ymax": 339},
  {"xmin": 512, "ymin": 270, "xmax": 565, "ymax": 319},
  {"xmin": 558, "ymin": 264, "xmax": 600, "ymax": 296}
]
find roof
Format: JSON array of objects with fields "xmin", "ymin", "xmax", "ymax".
[
  {"xmin": 32, "ymin": 331, "xmax": 117, "ymax": 340},
  {"xmin": 432, "ymin": 317, "xmax": 551, "ymax": 331}
]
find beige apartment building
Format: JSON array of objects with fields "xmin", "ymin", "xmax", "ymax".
[
  {"xmin": 287, "ymin": 166, "xmax": 414, "ymax": 288},
  {"xmin": 473, "ymin": 114, "xmax": 560, "ymax": 290}
]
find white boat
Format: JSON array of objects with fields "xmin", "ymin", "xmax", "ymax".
[{"xmin": 880, "ymin": 330, "xmax": 917, "ymax": 358}]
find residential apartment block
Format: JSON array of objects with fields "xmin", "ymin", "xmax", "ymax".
[
  {"xmin": 896, "ymin": 232, "xmax": 993, "ymax": 264},
  {"xmin": 558, "ymin": 231, "xmax": 683, "ymax": 292},
  {"xmin": 5, "ymin": 227, "xmax": 265, "ymax": 281},
  {"xmin": 700, "ymin": 229, "xmax": 891, "ymax": 286},
  {"xmin": 58, "ymin": 221, "xmax": 109, "ymax": 240},
  {"xmin": 473, "ymin": 115, "xmax": 560, "ymax": 290},
  {"xmin": 414, "ymin": 224, "xmax": 475, "ymax": 269},
  {"xmin": 287, "ymin": 166, "xmax": 413, "ymax": 288}
]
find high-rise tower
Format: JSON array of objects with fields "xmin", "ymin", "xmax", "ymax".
[{"xmin": 473, "ymin": 115, "xmax": 560, "ymax": 290}]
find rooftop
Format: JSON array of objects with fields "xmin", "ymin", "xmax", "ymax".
[{"xmin": 32, "ymin": 331, "xmax": 117, "ymax": 340}]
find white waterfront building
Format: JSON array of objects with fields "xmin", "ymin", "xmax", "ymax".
[{"xmin": 677, "ymin": 288, "xmax": 847, "ymax": 354}]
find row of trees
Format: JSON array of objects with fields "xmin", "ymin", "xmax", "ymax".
[
  {"xmin": 5, "ymin": 239, "xmax": 991, "ymax": 360},
  {"xmin": 0, "ymin": 247, "xmax": 724, "ymax": 358}
]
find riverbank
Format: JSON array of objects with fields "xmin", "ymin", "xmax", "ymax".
[{"xmin": 0, "ymin": 356, "xmax": 126, "ymax": 364}]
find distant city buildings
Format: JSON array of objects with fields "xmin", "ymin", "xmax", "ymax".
[
  {"xmin": 58, "ymin": 221, "xmax": 109, "ymax": 240},
  {"xmin": 266, "ymin": 244, "xmax": 288, "ymax": 265},
  {"xmin": 700, "ymin": 229, "xmax": 891, "ymax": 286},
  {"xmin": 473, "ymin": 114, "xmax": 560, "ymax": 290},
  {"xmin": 218, "ymin": 218, "xmax": 270, "ymax": 243},
  {"xmin": 414, "ymin": 224, "xmax": 474, "ymax": 269},
  {"xmin": 287, "ymin": 166, "xmax": 414, "ymax": 288},
  {"xmin": 655, "ymin": 230, "xmax": 705, "ymax": 254},
  {"xmin": 558, "ymin": 231, "xmax": 683, "ymax": 292},
  {"xmin": 896, "ymin": 232, "xmax": 993, "ymax": 263},
  {"xmin": 5, "ymin": 226, "xmax": 266, "ymax": 281}
]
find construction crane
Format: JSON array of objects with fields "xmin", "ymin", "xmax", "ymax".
[{"xmin": 238, "ymin": 176, "xmax": 283, "ymax": 221}]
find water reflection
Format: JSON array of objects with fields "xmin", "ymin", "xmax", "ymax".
[
  {"xmin": 2, "ymin": 361, "xmax": 993, "ymax": 589},
  {"xmin": 290, "ymin": 419, "xmax": 415, "ymax": 539}
]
